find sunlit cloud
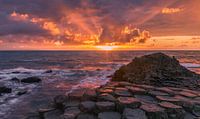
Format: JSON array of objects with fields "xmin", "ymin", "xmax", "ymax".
[{"xmin": 161, "ymin": 8, "xmax": 183, "ymax": 14}]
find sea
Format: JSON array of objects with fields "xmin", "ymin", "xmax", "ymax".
[{"xmin": 0, "ymin": 51, "xmax": 200, "ymax": 119}]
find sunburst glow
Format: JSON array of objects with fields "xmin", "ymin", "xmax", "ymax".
[{"xmin": 96, "ymin": 46, "xmax": 118, "ymax": 51}]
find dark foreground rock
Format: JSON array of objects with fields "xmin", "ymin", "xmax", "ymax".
[
  {"xmin": 112, "ymin": 53, "xmax": 200, "ymax": 89},
  {"xmin": 28, "ymin": 53, "xmax": 200, "ymax": 119},
  {"xmin": 21, "ymin": 77, "xmax": 42, "ymax": 83}
]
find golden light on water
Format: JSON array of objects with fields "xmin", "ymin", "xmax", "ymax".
[{"xmin": 96, "ymin": 45, "xmax": 119, "ymax": 51}]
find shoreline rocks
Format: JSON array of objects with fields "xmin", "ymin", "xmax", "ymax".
[
  {"xmin": 27, "ymin": 53, "xmax": 200, "ymax": 119},
  {"xmin": 112, "ymin": 53, "xmax": 200, "ymax": 90},
  {"xmin": 29, "ymin": 81, "xmax": 200, "ymax": 119}
]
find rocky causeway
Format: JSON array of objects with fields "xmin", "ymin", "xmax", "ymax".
[{"xmin": 17, "ymin": 53, "xmax": 200, "ymax": 119}]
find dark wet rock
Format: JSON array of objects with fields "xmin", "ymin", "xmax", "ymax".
[
  {"xmin": 149, "ymin": 90, "xmax": 170, "ymax": 96},
  {"xmin": 96, "ymin": 101, "xmax": 115, "ymax": 112},
  {"xmin": 65, "ymin": 101, "xmax": 80, "ymax": 108},
  {"xmin": 117, "ymin": 97, "xmax": 141, "ymax": 111},
  {"xmin": 83, "ymin": 89, "xmax": 97, "ymax": 100},
  {"xmin": 123, "ymin": 108, "xmax": 147, "ymax": 119},
  {"xmin": 43, "ymin": 109, "xmax": 63, "ymax": 119},
  {"xmin": 10, "ymin": 77, "xmax": 20, "ymax": 82},
  {"xmin": 184, "ymin": 112, "xmax": 197, "ymax": 119},
  {"xmin": 140, "ymin": 103, "xmax": 168, "ymax": 119},
  {"xmin": 192, "ymin": 105, "xmax": 200, "ymax": 117},
  {"xmin": 68, "ymin": 90, "xmax": 85, "ymax": 101},
  {"xmin": 156, "ymin": 95, "xmax": 181, "ymax": 103},
  {"xmin": 98, "ymin": 93, "xmax": 117, "ymax": 102},
  {"xmin": 12, "ymin": 71, "xmax": 20, "ymax": 74},
  {"xmin": 118, "ymin": 82, "xmax": 132, "ymax": 87},
  {"xmin": 155, "ymin": 87, "xmax": 175, "ymax": 95},
  {"xmin": 21, "ymin": 77, "xmax": 42, "ymax": 83},
  {"xmin": 98, "ymin": 112, "xmax": 121, "ymax": 119},
  {"xmin": 77, "ymin": 114, "xmax": 97, "ymax": 119},
  {"xmin": 114, "ymin": 87, "xmax": 132, "ymax": 97},
  {"xmin": 44, "ymin": 70, "xmax": 53, "ymax": 73},
  {"xmin": 98, "ymin": 88, "xmax": 113, "ymax": 94},
  {"xmin": 179, "ymin": 91, "xmax": 198, "ymax": 98},
  {"xmin": 159, "ymin": 102, "xmax": 185, "ymax": 119},
  {"xmin": 126, "ymin": 86, "xmax": 147, "ymax": 95},
  {"xmin": 54, "ymin": 95, "xmax": 66, "ymax": 110},
  {"xmin": 0, "ymin": 85, "xmax": 12, "ymax": 93},
  {"xmin": 112, "ymin": 53, "xmax": 200, "ymax": 89},
  {"xmin": 134, "ymin": 95, "xmax": 157, "ymax": 104},
  {"xmin": 63, "ymin": 107, "xmax": 81, "ymax": 119},
  {"xmin": 80, "ymin": 101, "xmax": 96, "ymax": 112},
  {"xmin": 16, "ymin": 88, "xmax": 27, "ymax": 95},
  {"xmin": 26, "ymin": 112, "xmax": 41, "ymax": 119}
]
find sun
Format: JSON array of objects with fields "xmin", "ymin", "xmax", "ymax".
[{"xmin": 96, "ymin": 45, "xmax": 118, "ymax": 51}]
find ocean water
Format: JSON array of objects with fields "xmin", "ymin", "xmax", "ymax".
[{"xmin": 0, "ymin": 51, "xmax": 200, "ymax": 119}]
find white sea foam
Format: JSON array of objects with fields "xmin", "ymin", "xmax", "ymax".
[{"xmin": 181, "ymin": 63, "xmax": 200, "ymax": 68}]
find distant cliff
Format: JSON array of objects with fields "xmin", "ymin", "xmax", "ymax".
[{"xmin": 112, "ymin": 53, "xmax": 200, "ymax": 89}]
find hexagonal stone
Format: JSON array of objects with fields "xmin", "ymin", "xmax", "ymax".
[
  {"xmin": 65, "ymin": 101, "xmax": 80, "ymax": 108},
  {"xmin": 98, "ymin": 89, "xmax": 113, "ymax": 94},
  {"xmin": 127, "ymin": 86, "xmax": 147, "ymax": 95},
  {"xmin": 114, "ymin": 88, "xmax": 132, "ymax": 97},
  {"xmin": 77, "ymin": 114, "xmax": 97, "ymax": 119},
  {"xmin": 117, "ymin": 97, "xmax": 141, "ymax": 111},
  {"xmin": 159, "ymin": 102, "xmax": 185, "ymax": 119},
  {"xmin": 43, "ymin": 109, "xmax": 63, "ymax": 119},
  {"xmin": 135, "ymin": 95, "xmax": 157, "ymax": 104},
  {"xmin": 83, "ymin": 90, "xmax": 97, "ymax": 100},
  {"xmin": 155, "ymin": 87, "xmax": 174, "ymax": 95},
  {"xmin": 159, "ymin": 102, "xmax": 182, "ymax": 109},
  {"xmin": 179, "ymin": 91, "xmax": 198, "ymax": 98},
  {"xmin": 118, "ymin": 82, "xmax": 132, "ymax": 87},
  {"xmin": 68, "ymin": 90, "xmax": 85, "ymax": 101},
  {"xmin": 80, "ymin": 101, "xmax": 96, "ymax": 112},
  {"xmin": 138, "ymin": 85, "xmax": 155, "ymax": 90},
  {"xmin": 156, "ymin": 96, "xmax": 181, "ymax": 103},
  {"xmin": 96, "ymin": 101, "xmax": 115, "ymax": 112},
  {"xmin": 123, "ymin": 108, "xmax": 147, "ymax": 119},
  {"xmin": 140, "ymin": 103, "xmax": 168, "ymax": 119},
  {"xmin": 149, "ymin": 91, "xmax": 169, "ymax": 96},
  {"xmin": 63, "ymin": 107, "xmax": 81, "ymax": 119},
  {"xmin": 184, "ymin": 112, "xmax": 197, "ymax": 119},
  {"xmin": 193, "ymin": 104, "xmax": 200, "ymax": 117},
  {"xmin": 99, "ymin": 93, "xmax": 117, "ymax": 102},
  {"xmin": 98, "ymin": 112, "xmax": 121, "ymax": 119}
]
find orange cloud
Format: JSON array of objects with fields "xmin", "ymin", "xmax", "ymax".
[
  {"xmin": 10, "ymin": 11, "xmax": 29, "ymax": 21},
  {"xmin": 162, "ymin": 8, "xmax": 183, "ymax": 14}
]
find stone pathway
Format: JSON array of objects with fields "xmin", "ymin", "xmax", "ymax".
[{"xmin": 27, "ymin": 81, "xmax": 200, "ymax": 119}]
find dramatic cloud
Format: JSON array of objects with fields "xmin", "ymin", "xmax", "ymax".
[{"xmin": 0, "ymin": 0, "xmax": 200, "ymax": 49}]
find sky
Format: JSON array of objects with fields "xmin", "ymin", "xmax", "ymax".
[{"xmin": 0, "ymin": 0, "xmax": 200, "ymax": 50}]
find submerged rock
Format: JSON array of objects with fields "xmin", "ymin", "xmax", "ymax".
[
  {"xmin": 21, "ymin": 77, "xmax": 42, "ymax": 83},
  {"xmin": 0, "ymin": 85, "xmax": 12, "ymax": 94},
  {"xmin": 112, "ymin": 53, "xmax": 200, "ymax": 89}
]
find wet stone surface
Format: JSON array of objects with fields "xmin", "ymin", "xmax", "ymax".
[{"xmin": 30, "ymin": 81, "xmax": 200, "ymax": 119}]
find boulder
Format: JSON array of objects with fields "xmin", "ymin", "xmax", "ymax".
[
  {"xmin": 96, "ymin": 101, "xmax": 115, "ymax": 112},
  {"xmin": 63, "ymin": 107, "xmax": 81, "ymax": 119},
  {"xmin": 98, "ymin": 93, "xmax": 117, "ymax": 102},
  {"xmin": 117, "ymin": 97, "xmax": 141, "ymax": 111},
  {"xmin": 98, "ymin": 112, "xmax": 121, "ymax": 119},
  {"xmin": 43, "ymin": 109, "xmax": 63, "ymax": 119},
  {"xmin": 53, "ymin": 95, "xmax": 66, "ymax": 110},
  {"xmin": 21, "ymin": 77, "xmax": 42, "ymax": 83},
  {"xmin": 123, "ymin": 108, "xmax": 147, "ymax": 119},
  {"xmin": 0, "ymin": 85, "xmax": 12, "ymax": 93},
  {"xmin": 112, "ymin": 53, "xmax": 200, "ymax": 89},
  {"xmin": 140, "ymin": 103, "xmax": 168, "ymax": 119},
  {"xmin": 80, "ymin": 101, "xmax": 96, "ymax": 112},
  {"xmin": 77, "ymin": 114, "xmax": 97, "ymax": 119},
  {"xmin": 10, "ymin": 77, "xmax": 20, "ymax": 82}
]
